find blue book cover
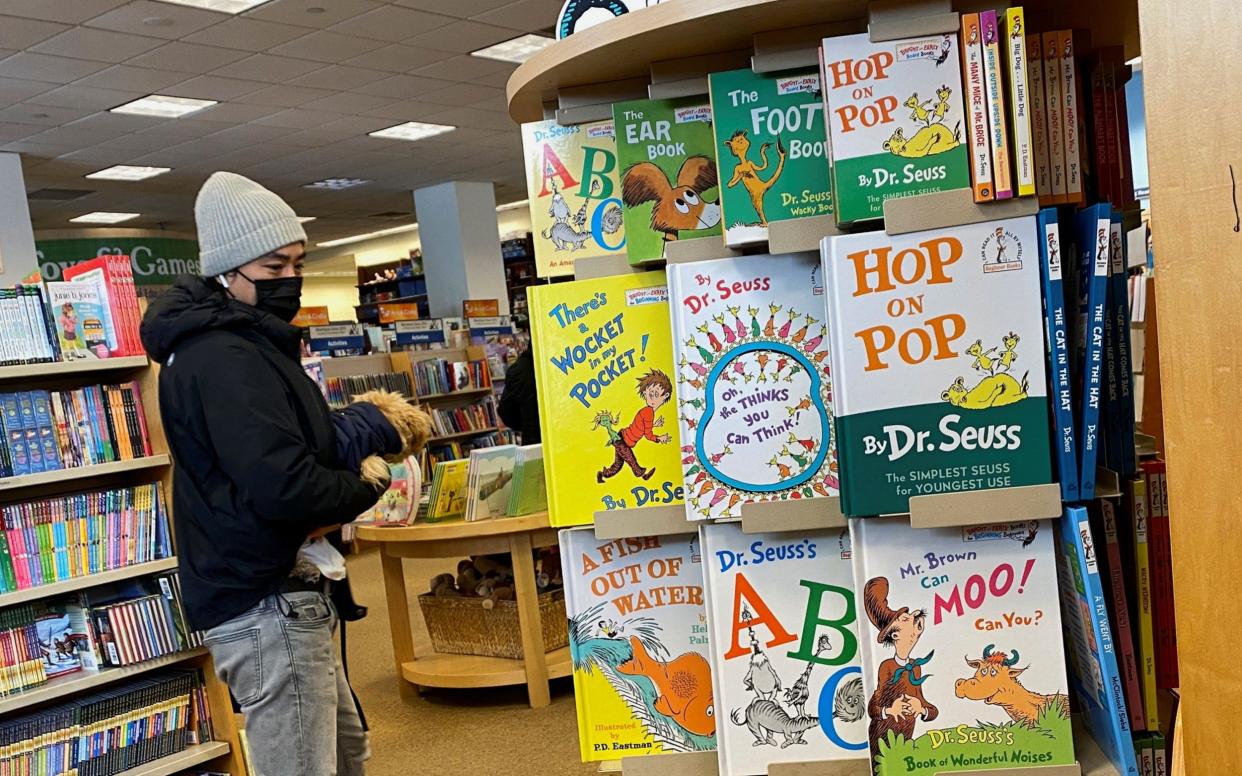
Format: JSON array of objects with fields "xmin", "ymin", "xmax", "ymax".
[
  {"xmin": 1, "ymin": 393, "xmax": 30, "ymax": 477},
  {"xmin": 17, "ymin": 392, "xmax": 44, "ymax": 474},
  {"xmin": 1109, "ymin": 212, "xmax": 1137, "ymax": 477},
  {"xmin": 32, "ymin": 391, "xmax": 61, "ymax": 472},
  {"xmin": 1056, "ymin": 507, "xmax": 1139, "ymax": 776},
  {"xmin": 1039, "ymin": 208, "xmax": 1078, "ymax": 502},
  {"xmin": 1075, "ymin": 205, "xmax": 1111, "ymax": 499}
]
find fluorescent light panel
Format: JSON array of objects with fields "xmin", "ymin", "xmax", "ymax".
[
  {"xmin": 70, "ymin": 212, "xmax": 140, "ymax": 224},
  {"xmin": 297, "ymin": 216, "xmax": 317, "ymax": 223},
  {"xmin": 155, "ymin": 0, "xmax": 272, "ymax": 13},
  {"xmin": 111, "ymin": 94, "xmax": 216, "ymax": 118},
  {"xmin": 316, "ymin": 223, "xmax": 419, "ymax": 249},
  {"xmin": 86, "ymin": 165, "xmax": 171, "ymax": 181},
  {"xmin": 303, "ymin": 178, "xmax": 370, "ymax": 191},
  {"xmin": 368, "ymin": 121, "xmax": 455, "ymax": 142},
  {"xmin": 470, "ymin": 33, "xmax": 554, "ymax": 63},
  {"xmin": 495, "ymin": 199, "xmax": 529, "ymax": 212}
]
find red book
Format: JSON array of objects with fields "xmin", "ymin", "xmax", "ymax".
[
  {"xmin": 1101, "ymin": 497, "xmax": 1145, "ymax": 726},
  {"xmin": 1143, "ymin": 460, "xmax": 1179, "ymax": 688},
  {"xmin": 62, "ymin": 257, "xmax": 132, "ymax": 356}
]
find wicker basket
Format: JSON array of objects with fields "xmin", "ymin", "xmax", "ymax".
[{"xmin": 417, "ymin": 589, "xmax": 568, "ymax": 659}]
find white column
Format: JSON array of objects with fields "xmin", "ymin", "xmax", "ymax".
[
  {"xmin": 412, "ymin": 181, "xmax": 509, "ymax": 318},
  {"xmin": 0, "ymin": 153, "xmax": 38, "ymax": 284}
]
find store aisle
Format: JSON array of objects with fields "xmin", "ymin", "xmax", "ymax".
[{"xmin": 343, "ymin": 548, "xmax": 597, "ymax": 776}]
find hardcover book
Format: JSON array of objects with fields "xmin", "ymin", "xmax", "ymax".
[
  {"xmin": 359, "ymin": 457, "xmax": 420, "ymax": 525},
  {"xmin": 701, "ymin": 521, "xmax": 865, "ymax": 775},
  {"xmin": 961, "ymin": 14, "xmax": 994, "ymax": 202},
  {"xmin": 529, "ymin": 272, "xmax": 683, "ymax": 526},
  {"xmin": 1074, "ymin": 203, "xmax": 1112, "ymax": 500},
  {"xmin": 560, "ymin": 528, "xmax": 715, "ymax": 762},
  {"xmin": 1038, "ymin": 208, "xmax": 1078, "ymax": 501},
  {"xmin": 821, "ymin": 31, "xmax": 969, "ymax": 224},
  {"xmin": 426, "ymin": 460, "xmax": 468, "ymax": 522},
  {"xmin": 708, "ymin": 68, "xmax": 833, "ymax": 247},
  {"xmin": 820, "ymin": 216, "xmax": 1052, "ymax": 516},
  {"xmin": 1058, "ymin": 31, "xmax": 1086, "ymax": 205},
  {"xmin": 464, "ymin": 444, "xmax": 517, "ymax": 521},
  {"xmin": 46, "ymin": 282, "xmax": 108, "ymax": 360},
  {"xmin": 521, "ymin": 119, "xmax": 627, "ymax": 278},
  {"xmin": 1042, "ymin": 31, "xmax": 1068, "ymax": 203},
  {"xmin": 853, "ymin": 516, "xmax": 1074, "ymax": 775},
  {"xmin": 506, "ymin": 444, "xmax": 549, "ymax": 516},
  {"xmin": 980, "ymin": 11, "xmax": 1013, "ymax": 199},
  {"xmin": 667, "ymin": 252, "xmax": 838, "ymax": 521},
  {"xmin": 1131, "ymin": 475, "xmax": 1159, "ymax": 730},
  {"xmin": 1099, "ymin": 497, "xmax": 1144, "ymax": 730},
  {"xmin": 1005, "ymin": 8, "xmax": 1036, "ymax": 197},
  {"xmin": 613, "ymin": 96, "xmax": 722, "ymax": 264},
  {"xmin": 1028, "ymin": 34, "xmax": 1052, "ymax": 200}
]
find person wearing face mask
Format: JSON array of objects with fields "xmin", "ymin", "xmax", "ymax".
[{"xmin": 140, "ymin": 172, "xmax": 400, "ymax": 776}]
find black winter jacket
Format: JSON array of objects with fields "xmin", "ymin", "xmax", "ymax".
[
  {"xmin": 497, "ymin": 347, "xmax": 540, "ymax": 444},
  {"xmin": 141, "ymin": 275, "xmax": 384, "ymax": 630}
]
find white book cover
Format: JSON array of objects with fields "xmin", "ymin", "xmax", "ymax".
[
  {"xmin": 701, "ymin": 521, "xmax": 866, "ymax": 775},
  {"xmin": 667, "ymin": 252, "xmax": 838, "ymax": 521},
  {"xmin": 850, "ymin": 517, "xmax": 1074, "ymax": 775}
]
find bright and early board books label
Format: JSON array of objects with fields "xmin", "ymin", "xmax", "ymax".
[
  {"xmin": 820, "ymin": 216, "xmax": 1052, "ymax": 516},
  {"xmin": 822, "ymin": 31, "xmax": 970, "ymax": 224}
]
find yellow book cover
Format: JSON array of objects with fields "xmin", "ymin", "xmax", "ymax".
[
  {"xmin": 1132, "ymin": 476, "xmax": 1160, "ymax": 731},
  {"xmin": 520, "ymin": 119, "xmax": 627, "ymax": 279},
  {"xmin": 428, "ymin": 460, "xmax": 469, "ymax": 521},
  {"xmin": 530, "ymin": 271, "xmax": 683, "ymax": 527}
]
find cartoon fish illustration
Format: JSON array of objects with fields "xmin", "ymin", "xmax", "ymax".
[
  {"xmin": 791, "ymin": 314, "xmax": 817, "ymax": 344},
  {"xmin": 812, "ymin": 349, "xmax": 830, "ymax": 364},
  {"xmin": 687, "ymin": 377, "xmax": 704, "ymax": 391},
  {"xmin": 747, "ymin": 306, "xmax": 761, "ymax": 338},
  {"xmin": 732, "ymin": 360, "xmax": 746, "ymax": 378},
  {"xmin": 768, "ymin": 456, "xmax": 792, "ymax": 479},
  {"xmin": 708, "ymin": 446, "xmax": 732, "ymax": 464},
  {"xmin": 697, "ymin": 480, "xmax": 713, "ymax": 497},
  {"xmin": 709, "ymin": 488, "xmax": 728, "ymax": 508},
  {"xmin": 788, "ymin": 433, "xmax": 815, "ymax": 453},
  {"xmin": 616, "ymin": 636, "xmax": 716, "ymax": 736},
  {"xmin": 813, "ymin": 479, "xmax": 833, "ymax": 497},
  {"xmin": 725, "ymin": 492, "xmax": 742, "ymax": 512},
  {"xmin": 787, "ymin": 396, "xmax": 812, "ymax": 416},
  {"xmin": 697, "ymin": 323, "xmax": 722, "ymax": 352}
]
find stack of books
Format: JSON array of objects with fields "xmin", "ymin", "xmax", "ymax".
[
  {"xmin": 410, "ymin": 357, "xmax": 491, "ymax": 397},
  {"xmin": 0, "ymin": 286, "xmax": 60, "ymax": 366},
  {"xmin": 324, "ymin": 372, "xmax": 413, "ymax": 408},
  {"xmin": 427, "ymin": 396, "xmax": 501, "ymax": 437},
  {"xmin": 46, "ymin": 256, "xmax": 144, "ymax": 361}
]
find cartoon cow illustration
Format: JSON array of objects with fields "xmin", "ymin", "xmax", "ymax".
[{"xmin": 953, "ymin": 644, "xmax": 1069, "ymax": 726}]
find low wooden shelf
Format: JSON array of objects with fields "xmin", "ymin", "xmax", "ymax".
[
  {"xmin": 0, "ymin": 454, "xmax": 171, "ymax": 495},
  {"xmin": 0, "ymin": 356, "xmax": 149, "ymax": 382},
  {"xmin": 0, "ymin": 556, "xmax": 178, "ymax": 608},
  {"xmin": 0, "ymin": 647, "xmax": 208, "ymax": 715},
  {"xmin": 117, "ymin": 741, "xmax": 231, "ymax": 776},
  {"xmin": 429, "ymin": 426, "xmax": 500, "ymax": 443},
  {"xmin": 414, "ymin": 386, "xmax": 493, "ymax": 402}
]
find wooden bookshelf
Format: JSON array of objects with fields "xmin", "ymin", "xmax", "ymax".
[
  {"xmin": 0, "ymin": 454, "xmax": 170, "ymax": 494},
  {"xmin": 414, "ymin": 386, "xmax": 493, "ymax": 402},
  {"xmin": 0, "ymin": 356, "xmax": 149, "ymax": 382},
  {"xmin": 0, "ymin": 556, "xmax": 178, "ymax": 607},
  {"xmin": 0, "ymin": 647, "xmax": 208, "ymax": 715},
  {"xmin": 117, "ymin": 741, "xmax": 231, "ymax": 776},
  {"xmin": 429, "ymin": 426, "xmax": 500, "ymax": 443}
]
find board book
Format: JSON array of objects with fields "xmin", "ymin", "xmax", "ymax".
[
  {"xmin": 980, "ymin": 11, "xmax": 1013, "ymax": 200},
  {"xmin": 1038, "ymin": 207, "xmax": 1078, "ymax": 501},
  {"xmin": 613, "ymin": 96, "xmax": 722, "ymax": 264},
  {"xmin": 1004, "ymin": 8, "xmax": 1036, "ymax": 197},
  {"xmin": 700, "ymin": 521, "xmax": 865, "ymax": 775},
  {"xmin": 560, "ymin": 528, "xmax": 715, "ymax": 762},
  {"xmin": 820, "ymin": 216, "xmax": 1052, "ymax": 516},
  {"xmin": 1027, "ymin": 34, "xmax": 1052, "ymax": 200},
  {"xmin": 506, "ymin": 444, "xmax": 548, "ymax": 516},
  {"xmin": 464, "ymin": 444, "xmax": 517, "ymax": 521},
  {"xmin": 1058, "ymin": 31, "xmax": 1086, "ymax": 205},
  {"xmin": 529, "ymin": 271, "xmax": 683, "ymax": 526},
  {"xmin": 708, "ymin": 67, "xmax": 833, "ymax": 247},
  {"xmin": 852, "ymin": 516, "xmax": 1073, "ymax": 775},
  {"xmin": 46, "ymin": 282, "xmax": 109, "ymax": 360},
  {"xmin": 961, "ymin": 14, "xmax": 993, "ymax": 202},
  {"xmin": 520, "ymin": 118, "xmax": 626, "ymax": 278},
  {"xmin": 667, "ymin": 252, "xmax": 838, "ymax": 521},
  {"xmin": 1042, "ymin": 31, "xmax": 1068, "ymax": 203},
  {"xmin": 360, "ymin": 457, "xmax": 420, "ymax": 525},
  {"xmin": 426, "ymin": 460, "xmax": 468, "ymax": 521},
  {"xmin": 821, "ymin": 31, "xmax": 969, "ymax": 224}
]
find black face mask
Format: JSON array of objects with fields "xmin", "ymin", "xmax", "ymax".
[{"xmin": 232, "ymin": 270, "xmax": 303, "ymax": 323}]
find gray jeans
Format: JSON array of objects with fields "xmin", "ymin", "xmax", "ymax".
[{"xmin": 204, "ymin": 591, "xmax": 369, "ymax": 776}]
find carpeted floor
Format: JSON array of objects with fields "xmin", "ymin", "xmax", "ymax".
[{"xmin": 341, "ymin": 548, "xmax": 598, "ymax": 776}]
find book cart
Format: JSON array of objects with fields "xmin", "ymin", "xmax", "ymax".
[
  {"xmin": 506, "ymin": 0, "xmax": 1224, "ymax": 773},
  {"xmin": 0, "ymin": 357, "xmax": 244, "ymax": 776}
]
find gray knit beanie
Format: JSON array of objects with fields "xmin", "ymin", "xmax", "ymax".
[{"xmin": 195, "ymin": 171, "xmax": 306, "ymax": 277}]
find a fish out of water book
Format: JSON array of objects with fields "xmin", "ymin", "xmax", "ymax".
[
  {"xmin": 521, "ymin": 118, "xmax": 627, "ymax": 278},
  {"xmin": 821, "ymin": 31, "xmax": 970, "ymax": 225},
  {"xmin": 559, "ymin": 528, "xmax": 715, "ymax": 762},
  {"xmin": 613, "ymin": 96, "xmax": 722, "ymax": 264},
  {"xmin": 700, "ymin": 521, "xmax": 866, "ymax": 775},
  {"xmin": 851, "ymin": 516, "xmax": 1074, "ymax": 775},
  {"xmin": 707, "ymin": 68, "xmax": 833, "ymax": 247},
  {"xmin": 667, "ymin": 252, "xmax": 838, "ymax": 521},
  {"xmin": 530, "ymin": 272, "xmax": 684, "ymax": 526},
  {"xmin": 820, "ymin": 216, "xmax": 1052, "ymax": 516}
]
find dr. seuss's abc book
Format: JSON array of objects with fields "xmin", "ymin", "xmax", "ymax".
[
  {"xmin": 1056, "ymin": 508, "xmax": 1139, "ymax": 775},
  {"xmin": 559, "ymin": 528, "xmax": 714, "ymax": 762},
  {"xmin": 520, "ymin": 118, "xmax": 626, "ymax": 278},
  {"xmin": 529, "ymin": 272, "xmax": 683, "ymax": 527},
  {"xmin": 851, "ymin": 516, "xmax": 1073, "ymax": 775},
  {"xmin": 700, "ymin": 521, "xmax": 865, "ymax": 775},
  {"xmin": 613, "ymin": 96, "xmax": 722, "ymax": 264},
  {"xmin": 820, "ymin": 31, "xmax": 969, "ymax": 225},
  {"xmin": 707, "ymin": 68, "xmax": 832, "ymax": 247},
  {"xmin": 667, "ymin": 252, "xmax": 838, "ymax": 521},
  {"xmin": 820, "ymin": 216, "xmax": 1052, "ymax": 517}
]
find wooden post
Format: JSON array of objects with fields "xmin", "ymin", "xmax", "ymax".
[
  {"xmin": 379, "ymin": 547, "xmax": 419, "ymax": 700},
  {"xmin": 510, "ymin": 531, "xmax": 551, "ymax": 708},
  {"xmin": 1139, "ymin": 1, "xmax": 1241, "ymax": 772}
]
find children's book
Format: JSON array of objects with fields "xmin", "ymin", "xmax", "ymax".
[
  {"xmin": 821, "ymin": 217, "xmax": 1052, "ymax": 516},
  {"xmin": 426, "ymin": 460, "xmax": 468, "ymax": 521},
  {"xmin": 852, "ymin": 516, "xmax": 1073, "ymax": 775},
  {"xmin": 667, "ymin": 252, "xmax": 838, "ymax": 521},
  {"xmin": 464, "ymin": 444, "xmax": 517, "ymax": 521},
  {"xmin": 701, "ymin": 521, "xmax": 865, "ymax": 775},
  {"xmin": 359, "ymin": 457, "xmax": 421, "ymax": 526},
  {"xmin": 980, "ymin": 11, "xmax": 1012, "ymax": 200},
  {"xmin": 559, "ymin": 528, "xmax": 715, "ymax": 762},
  {"xmin": 506, "ymin": 444, "xmax": 548, "ymax": 516},
  {"xmin": 521, "ymin": 119, "xmax": 627, "ymax": 278},
  {"xmin": 1042, "ymin": 31, "xmax": 1068, "ymax": 203},
  {"xmin": 35, "ymin": 611, "xmax": 83, "ymax": 678},
  {"xmin": 708, "ymin": 68, "xmax": 833, "ymax": 247},
  {"xmin": 1056, "ymin": 507, "xmax": 1139, "ymax": 775},
  {"xmin": 1058, "ymin": 31, "xmax": 1086, "ymax": 205},
  {"xmin": 1074, "ymin": 203, "xmax": 1112, "ymax": 499},
  {"xmin": 1028, "ymin": 34, "xmax": 1052, "ymax": 201},
  {"xmin": 1099, "ymin": 497, "xmax": 1144, "ymax": 730},
  {"xmin": 821, "ymin": 31, "xmax": 969, "ymax": 224},
  {"xmin": 1109, "ymin": 213, "xmax": 1137, "ymax": 476},
  {"xmin": 613, "ymin": 97, "xmax": 722, "ymax": 264},
  {"xmin": 1004, "ymin": 8, "xmax": 1035, "ymax": 197},
  {"xmin": 45, "ymin": 282, "xmax": 108, "ymax": 360},
  {"xmin": 529, "ymin": 272, "xmax": 683, "ymax": 527},
  {"xmin": 1038, "ymin": 208, "xmax": 1078, "ymax": 501},
  {"xmin": 1142, "ymin": 462, "xmax": 1177, "ymax": 691},
  {"xmin": 960, "ymin": 14, "xmax": 993, "ymax": 202}
]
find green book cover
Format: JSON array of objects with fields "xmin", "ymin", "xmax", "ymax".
[
  {"xmin": 613, "ymin": 96, "xmax": 722, "ymax": 264},
  {"xmin": 507, "ymin": 444, "xmax": 548, "ymax": 516},
  {"xmin": 708, "ymin": 67, "xmax": 833, "ymax": 246}
]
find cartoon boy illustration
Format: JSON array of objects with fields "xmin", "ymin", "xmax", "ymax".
[
  {"xmin": 864, "ymin": 578, "xmax": 938, "ymax": 760},
  {"xmin": 597, "ymin": 369, "xmax": 672, "ymax": 483}
]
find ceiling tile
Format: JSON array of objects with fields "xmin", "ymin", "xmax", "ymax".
[
  {"xmin": 354, "ymin": 74, "xmax": 451, "ymax": 99},
  {"xmin": 31, "ymin": 26, "xmax": 165, "ymax": 64},
  {"xmin": 168, "ymin": 74, "xmax": 268, "ymax": 101},
  {"xmin": 0, "ymin": 103, "xmax": 95, "ymax": 127},
  {"xmin": 234, "ymin": 83, "xmax": 335, "ymax": 107},
  {"xmin": 0, "ymin": 0, "xmax": 128, "ymax": 24},
  {"xmin": 0, "ymin": 140, "xmax": 78, "ymax": 159},
  {"xmin": 0, "ymin": 122, "xmax": 41, "ymax": 143},
  {"xmin": 245, "ymin": 0, "xmax": 384, "ymax": 28},
  {"xmin": 418, "ymin": 82, "xmax": 504, "ymax": 107},
  {"xmin": 0, "ymin": 15, "xmax": 70, "ymax": 49},
  {"xmin": 405, "ymin": 20, "xmax": 518, "ymax": 53},
  {"xmin": 64, "ymin": 111, "xmax": 164, "ymax": 134},
  {"xmin": 423, "ymin": 105, "xmax": 514, "ymax": 130},
  {"xmin": 341, "ymin": 44, "xmax": 449, "ymax": 73},
  {"xmin": 183, "ymin": 17, "xmax": 310, "ymax": 51},
  {"xmin": 298, "ymin": 92, "xmax": 395, "ymax": 114},
  {"xmin": 267, "ymin": 30, "xmax": 381, "ymax": 64},
  {"xmin": 395, "ymin": 0, "xmax": 516, "ymax": 19},
  {"xmin": 252, "ymin": 108, "xmax": 349, "ymax": 129},
  {"xmin": 358, "ymin": 99, "xmax": 443, "ymax": 121},
  {"xmin": 73, "ymin": 64, "xmax": 187, "ymax": 93},
  {"xmin": 470, "ymin": 68, "xmax": 514, "ymax": 88},
  {"xmin": 95, "ymin": 132, "xmax": 185, "ymax": 153},
  {"xmin": 0, "ymin": 77, "xmax": 52, "ymax": 104},
  {"xmin": 316, "ymin": 115, "xmax": 395, "ymax": 135},
  {"xmin": 410, "ymin": 54, "xmax": 511, "ymax": 81},
  {"xmin": 0, "ymin": 52, "xmax": 109, "ymax": 84},
  {"xmin": 25, "ymin": 84, "xmax": 143, "ymax": 111},
  {"xmin": 211, "ymin": 53, "xmax": 325, "ymax": 82},
  {"xmin": 56, "ymin": 146, "xmax": 145, "ymax": 166},
  {"xmin": 26, "ymin": 124, "xmax": 130, "ymax": 146},
  {"xmin": 192, "ymin": 102, "xmax": 284, "ymax": 124},
  {"xmin": 205, "ymin": 123, "xmax": 298, "ymax": 145},
  {"xmin": 287, "ymin": 64, "xmax": 388, "ymax": 91},
  {"xmin": 84, "ymin": 0, "xmax": 225, "ymax": 39},
  {"xmin": 328, "ymin": 5, "xmax": 455, "ymax": 42},
  {"xmin": 127, "ymin": 41, "xmax": 251, "ymax": 73},
  {"xmin": 470, "ymin": 0, "xmax": 562, "ymax": 31}
]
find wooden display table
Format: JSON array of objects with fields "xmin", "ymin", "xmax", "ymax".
[{"xmin": 356, "ymin": 512, "xmax": 572, "ymax": 709}]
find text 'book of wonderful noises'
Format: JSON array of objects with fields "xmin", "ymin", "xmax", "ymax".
[
  {"xmin": 530, "ymin": 272, "xmax": 683, "ymax": 526},
  {"xmin": 668, "ymin": 252, "xmax": 838, "ymax": 521},
  {"xmin": 820, "ymin": 216, "xmax": 1052, "ymax": 517},
  {"xmin": 560, "ymin": 528, "xmax": 714, "ymax": 762},
  {"xmin": 701, "ymin": 521, "xmax": 866, "ymax": 775},
  {"xmin": 851, "ymin": 516, "xmax": 1074, "ymax": 776}
]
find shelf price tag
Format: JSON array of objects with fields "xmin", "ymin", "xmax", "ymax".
[{"xmin": 309, "ymin": 324, "xmax": 364, "ymax": 351}]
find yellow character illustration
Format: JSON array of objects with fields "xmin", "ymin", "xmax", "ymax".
[
  {"xmin": 997, "ymin": 332, "xmax": 1020, "ymax": 373},
  {"xmin": 722, "ymin": 129, "xmax": 787, "ymax": 227},
  {"xmin": 966, "ymin": 339, "xmax": 998, "ymax": 375},
  {"xmin": 904, "ymin": 93, "xmax": 933, "ymax": 126}
]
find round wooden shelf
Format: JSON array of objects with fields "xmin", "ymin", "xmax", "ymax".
[
  {"xmin": 505, "ymin": 0, "xmax": 868, "ymax": 121},
  {"xmin": 401, "ymin": 646, "xmax": 572, "ymax": 690},
  {"xmin": 356, "ymin": 511, "xmax": 550, "ymax": 543}
]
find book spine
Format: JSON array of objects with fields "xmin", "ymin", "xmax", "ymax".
[
  {"xmin": 1102, "ymin": 497, "xmax": 1145, "ymax": 729},
  {"xmin": 1005, "ymin": 9, "xmax": 1035, "ymax": 196},
  {"xmin": 980, "ymin": 11, "xmax": 1012, "ymax": 199},
  {"xmin": 1040, "ymin": 209, "xmax": 1078, "ymax": 501},
  {"xmin": 1060, "ymin": 31, "xmax": 1086, "ymax": 204},
  {"xmin": 1132, "ymin": 476, "xmax": 1159, "ymax": 731},
  {"xmin": 1110, "ymin": 217, "xmax": 1138, "ymax": 476},
  {"xmin": 1144, "ymin": 461, "xmax": 1178, "ymax": 689},
  {"xmin": 961, "ymin": 14, "xmax": 994, "ymax": 202},
  {"xmin": 1078, "ymin": 209, "xmax": 1111, "ymax": 499},
  {"xmin": 1043, "ymin": 31, "xmax": 1068, "ymax": 203}
]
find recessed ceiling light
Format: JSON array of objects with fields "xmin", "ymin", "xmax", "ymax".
[
  {"xmin": 495, "ymin": 199, "xmax": 529, "ymax": 212},
  {"xmin": 303, "ymin": 178, "xmax": 370, "ymax": 191},
  {"xmin": 470, "ymin": 33, "xmax": 554, "ymax": 64},
  {"xmin": 111, "ymin": 94, "xmax": 217, "ymax": 119},
  {"xmin": 316, "ymin": 223, "xmax": 419, "ymax": 249},
  {"xmin": 70, "ymin": 212, "xmax": 140, "ymax": 224},
  {"xmin": 154, "ymin": 0, "xmax": 273, "ymax": 13},
  {"xmin": 297, "ymin": 216, "xmax": 317, "ymax": 223},
  {"xmin": 368, "ymin": 121, "xmax": 456, "ymax": 142},
  {"xmin": 1125, "ymin": 56, "xmax": 1142, "ymax": 66},
  {"xmin": 86, "ymin": 165, "xmax": 172, "ymax": 181}
]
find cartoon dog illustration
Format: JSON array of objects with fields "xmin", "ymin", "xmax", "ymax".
[
  {"xmin": 883, "ymin": 124, "xmax": 961, "ymax": 158},
  {"xmin": 723, "ymin": 130, "xmax": 786, "ymax": 226},
  {"xmin": 622, "ymin": 156, "xmax": 721, "ymax": 243}
]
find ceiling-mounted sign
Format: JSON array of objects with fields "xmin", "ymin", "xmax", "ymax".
[
  {"xmin": 555, "ymin": 0, "xmax": 664, "ymax": 39},
  {"xmin": 36, "ymin": 236, "xmax": 199, "ymax": 287},
  {"xmin": 291, "ymin": 306, "xmax": 331, "ymax": 328},
  {"xmin": 309, "ymin": 324, "xmax": 364, "ymax": 351},
  {"xmin": 379, "ymin": 302, "xmax": 421, "ymax": 323},
  {"xmin": 462, "ymin": 298, "xmax": 500, "ymax": 318},
  {"xmin": 395, "ymin": 319, "xmax": 446, "ymax": 346}
]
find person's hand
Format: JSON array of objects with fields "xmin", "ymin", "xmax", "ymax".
[
  {"xmin": 308, "ymin": 524, "xmax": 341, "ymax": 539},
  {"xmin": 906, "ymin": 695, "xmax": 925, "ymax": 718},
  {"xmin": 657, "ymin": 434, "xmax": 671, "ymax": 443},
  {"xmin": 885, "ymin": 698, "xmax": 912, "ymax": 719},
  {"xmin": 653, "ymin": 416, "xmax": 665, "ymax": 428}
]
